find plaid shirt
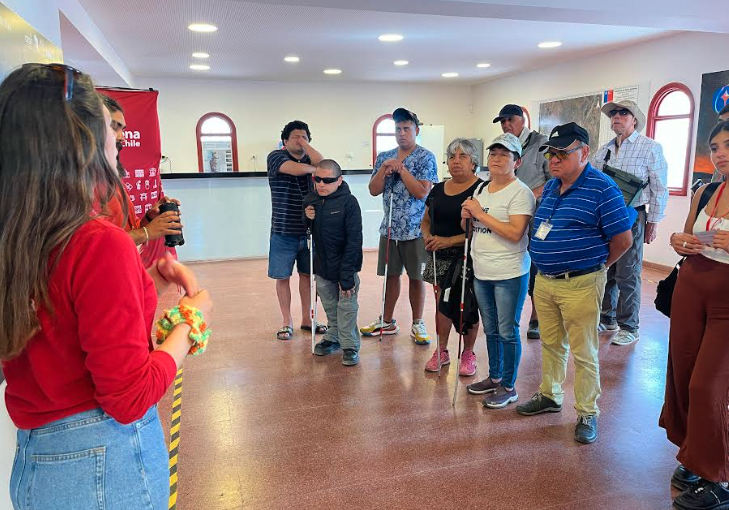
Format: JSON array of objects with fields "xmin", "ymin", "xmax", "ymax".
[{"xmin": 592, "ymin": 131, "xmax": 669, "ymax": 223}]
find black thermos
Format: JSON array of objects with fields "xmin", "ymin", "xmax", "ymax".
[{"xmin": 158, "ymin": 202, "xmax": 185, "ymax": 247}]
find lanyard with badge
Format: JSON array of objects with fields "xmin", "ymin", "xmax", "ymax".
[{"xmin": 534, "ymin": 186, "xmax": 571, "ymax": 240}]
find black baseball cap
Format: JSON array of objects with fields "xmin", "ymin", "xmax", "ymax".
[
  {"xmin": 492, "ymin": 104, "xmax": 524, "ymax": 123},
  {"xmin": 393, "ymin": 107, "xmax": 421, "ymax": 126},
  {"xmin": 539, "ymin": 122, "xmax": 590, "ymax": 151}
]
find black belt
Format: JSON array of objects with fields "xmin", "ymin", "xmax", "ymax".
[
  {"xmin": 634, "ymin": 205, "xmax": 646, "ymax": 211},
  {"xmin": 540, "ymin": 264, "xmax": 605, "ymax": 280}
]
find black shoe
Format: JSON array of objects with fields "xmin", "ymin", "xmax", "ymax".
[
  {"xmin": 527, "ymin": 320, "xmax": 540, "ymax": 339},
  {"xmin": 574, "ymin": 415, "xmax": 598, "ymax": 444},
  {"xmin": 342, "ymin": 349, "xmax": 359, "ymax": 366},
  {"xmin": 314, "ymin": 340, "xmax": 340, "ymax": 356},
  {"xmin": 672, "ymin": 465, "xmax": 702, "ymax": 492},
  {"xmin": 516, "ymin": 392, "xmax": 562, "ymax": 416},
  {"xmin": 673, "ymin": 479, "xmax": 729, "ymax": 510}
]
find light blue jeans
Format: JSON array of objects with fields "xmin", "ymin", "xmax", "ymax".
[
  {"xmin": 473, "ymin": 273, "xmax": 529, "ymax": 389},
  {"xmin": 10, "ymin": 406, "xmax": 168, "ymax": 510}
]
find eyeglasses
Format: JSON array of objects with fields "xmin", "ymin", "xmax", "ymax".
[
  {"xmin": 23, "ymin": 63, "xmax": 82, "ymax": 101},
  {"xmin": 608, "ymin": 109, "xmax": 632, "ymax": 118},
  {"xmin": 544, "ymin": 144, "xmax": 583, "ymax": 160},
  {"xmin": 314, "ymin": 176, "xmax": 339, "ymax": 184}
]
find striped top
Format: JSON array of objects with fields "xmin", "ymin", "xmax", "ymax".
[
  {"xmin": 267, "ymin": 149, "xmax": 312, "ymax": 236},
  {"xmin": 530, "ymin": 163, "xmax": 633, "ymax": 275}
]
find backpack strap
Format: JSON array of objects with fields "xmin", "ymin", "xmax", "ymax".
[{"xmin": 697, "ymin": 181, "xmax": 722, "ymax": 213}]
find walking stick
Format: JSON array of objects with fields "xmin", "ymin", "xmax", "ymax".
[
  {"xmin": 380, "ymin": 174, "xmax": 397, "ymax": 342},
  {"xmin": 429, "ymin": 197, "xmax": 441, "ymax": 377},
  {"xmin": 452, "ymin": 217, "xmax": 472, "ymax": 406},
  {"xmin": 307, "ymin": 228, "xmax": 316, "ymax": 355}
]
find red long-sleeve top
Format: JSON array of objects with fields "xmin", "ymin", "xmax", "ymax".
[{"xmin": 2, "ymin": 219, "xmax": 177, "ymax": 429}]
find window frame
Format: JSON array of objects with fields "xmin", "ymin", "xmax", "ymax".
[
  {"xmin": 196, "ymin": 112, "xmax": 239, "ymax": 172},
  {"xmin": 521, "ymin": 106, "xmax": 531, "ymax": 130},
  {"xmin": 647, "ymin": 82, "xmax": 695, "ymax": 196},
  {"xmin": 372, "ymin": 113, "xmax": 395, "ymax": 167}
]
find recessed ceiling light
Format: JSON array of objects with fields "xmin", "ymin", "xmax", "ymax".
[
  {"xmin": 323, "ymin": 68, "xmax": 342, "ymax": 75},
  {"xmin": 393, "ymin": 60, "xmax": 409, "ymax": 66},
  {"xmin": 441, "ymin": 72, "xmax": 459, "ymax": 78},
  {"xmin": 284, "ymin": 55, "xmax": 300, "ymax": 63},
  {"xmin": 192, "ymin": 52, "xmax": 209, "ymax": 59},
  {"xmin": 476, "ymin": 62, "xmax": 491, "ymax": 68},
  {"xmin": 538, "ymin": 41, "xmax": 562, "ymax": 49},
  {"xmin": 378, "ymin": 34, "xmax": 403, "ymax": 42},
  {"xmin": 188, "ymin": 23, "xmax": 218, "ymax": 33},
  {"xmin": 189, "ymin": 64, "xmax": 210, "ymax": 71}
]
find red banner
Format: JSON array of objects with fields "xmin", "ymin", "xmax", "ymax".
[{"xmin": 97, "ymin": 88, "xmax": 175, "ymax": 266}]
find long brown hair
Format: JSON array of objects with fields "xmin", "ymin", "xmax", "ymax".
[{"xmin": 0, "ymin": 64, "xmax": 123, "ymax": 359}]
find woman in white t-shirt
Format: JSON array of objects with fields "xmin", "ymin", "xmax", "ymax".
[
  {"xmin": 660, "ymin": 120, "xmax": 729, "ymax": 508},
  {"xmin": 461, "ymin": 133, "xmax": 536, "ymax": 409}
]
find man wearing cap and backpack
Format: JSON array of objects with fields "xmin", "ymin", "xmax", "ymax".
[
  {"xmin": 360, "ymin": 107, "xmax": 439, "ymax": 344},
  {"xmin": 516, "ymin": 122, "xmax": 633, "ymax": 444},
  {"xmin": 591, "ymin": 100, "xmax": 668, "ymax": 346},
  {"xmin": 493, "ymin": 104, "xmax": 551, "ymax": 341}
]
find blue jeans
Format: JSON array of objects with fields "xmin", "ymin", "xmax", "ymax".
[
  {"xmin": 474, "ymin": 273, "xmax": 529, "ymax": 389},
  {"xmin": 10, "ymin": 406, "xmax": 168, "ymax": 510},
  {"xmin": 268, "ymin": 233, "xmax": 311, "ymax": 279}
]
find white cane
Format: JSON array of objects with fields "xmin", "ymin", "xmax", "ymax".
[
  {"xmin": 380, "ymin": 174, "xmax": 397, "ymax": 341},
  {"xmin": 452, "ymin": 217, "xmax": 472, "ymax": 407},
  {"xmin": 308, "ymin": 228, "xmax": 316, "ymax": 355}
]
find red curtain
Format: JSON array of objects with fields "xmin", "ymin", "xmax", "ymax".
[{"xmin": 97, "ymin": 88, "xmax": 176, "ymax": 266}]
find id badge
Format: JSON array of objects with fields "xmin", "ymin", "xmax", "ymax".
[
  {"xmin": 535, "ymin": 221, "xmax": 553, "ymax": 240},
  {"xmin": 695, "ymin": 230, "xmax": 716, "ymax": 245}
]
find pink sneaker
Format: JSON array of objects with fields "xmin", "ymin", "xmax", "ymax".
[
  {"xmin": 424, "ymin": 348, "xmax": 450, "ymax": 372},
  {"xmin": 459, "ymin": 350, "xmax": 477, "ymax": 376}
]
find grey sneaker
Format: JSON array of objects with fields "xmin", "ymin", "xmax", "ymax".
[
  {"xmin": 467, "ymin": 377, "xmax": 500, "ymax": 395},
  {"xmin": 483, "ymin": 387, "xmax": 518, "ymax": 409},
  {"xmin": 342, "ymin": 349, "xmax": 359, "ymax": 366},
  {"xmin": 516, "ymin": 392, "xmax": 562, "ymax": 416},
  {"xmin": 598, "ymin": 322, "xmax": 619, "ymax": 332},
  {"xmin": 314, "ymin": 340, "xmax": 341, "ymax": 356},
  {"xmin": 611, "ymin": 329, "xmax": 639, "ymax": 346},
  {"xmin": 526, "ymin": 320, "xmax": 540, "ymax": 339},
  {"xmin": 575, "ymin": 415, "xmax": 598, "ymax": 444}
]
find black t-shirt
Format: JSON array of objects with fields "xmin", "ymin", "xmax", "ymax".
[{"xmin": 427, "ymin": 179, "xmax": 483, "ymax": 237}]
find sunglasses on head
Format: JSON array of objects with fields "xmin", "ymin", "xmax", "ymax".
[
  {"xmin": 314, "ymin": 176, "xmax": 339, "ymax": 184},
  {"xmin": 609, "ymin": 109, "xmax": 632, "ymax": 118},
  {"xmin": 23, "ymin": 63, "xmax": 82, "ymax": 102},
  {"xmin": 544, "ymin": 144, "xmax": 583, "ymax": 160}
]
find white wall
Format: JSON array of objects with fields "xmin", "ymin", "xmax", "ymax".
[
  {"xmin": 138, "ymin": 77, "xmax": 476, "ymax": 172},
  {"xmin": 472, "ymin": 31, "xmax": 729, "ymax": 266}
]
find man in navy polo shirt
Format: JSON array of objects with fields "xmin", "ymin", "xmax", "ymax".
[{"xmin": 515, "ymin": 122, "xmax": 633, "ymax": 444}]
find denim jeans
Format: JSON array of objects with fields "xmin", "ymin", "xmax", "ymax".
[
  {"xmin": 316, "ymin": 274, "xmax": 360, "ymax": 351},
  {"xmin": 10, "ymin": 406, "xmax": 168, "ymax": 510},
  {"xmin": 268, "ymin": 233, "xmax": 310, "ymax": 279},
  {"xmin": 474, "ymin": 273, "xmax": 529, "ymax": 389}
]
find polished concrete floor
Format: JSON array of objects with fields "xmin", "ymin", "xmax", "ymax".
[{"xmin": 157, "ymin": 255, "xmax": 681, "ymax": 509}]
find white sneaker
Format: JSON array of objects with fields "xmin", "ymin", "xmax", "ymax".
[
  {"xmin": 611, "ymin": 329, "xmax": 639, "ymax": 346},
  {"xmin": 410, "ymin": 320, "xmax": 430, "ymax": 345}
]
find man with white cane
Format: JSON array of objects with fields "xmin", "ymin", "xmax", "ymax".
[
  {"xmin": 304, "ymin": 160, "xmax": 363, "ymax": 366},
  {"xmin": 361, "ymin": 108, "xmax": 438, "ymax": 345}
]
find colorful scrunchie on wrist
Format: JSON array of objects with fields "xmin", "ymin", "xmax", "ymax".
[{"xmin": 155, "ymin": 305, "xmax": 210, "ymax": 356}]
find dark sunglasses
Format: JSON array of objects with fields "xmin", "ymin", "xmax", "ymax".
[
  {"xmin": 23, "ymin": 63, "xmax": 82, "ymax": 101},
  {"xmin": 544, "ymin": 144, "xmax": 583, "ymax": 160},
  {"xmin": 608, "ymin": 109, "xmax": 632, "ymax": 118},
  {"xmin": 314, "ymin": 176, "xmax": 339, "ymax": 184}
]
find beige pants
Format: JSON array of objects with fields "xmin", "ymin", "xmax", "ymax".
[{"xmin": 534, "ymin": 269, "xmax": 607, "ymax": 416}]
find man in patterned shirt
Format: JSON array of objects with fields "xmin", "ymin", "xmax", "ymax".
[
  {"xmin": 360, "ymin": 108, "xmax": 439, "ymax": 344},
  {"xmin": 592, "ymin": 100, "xmax": 668, "ymax": 346}
]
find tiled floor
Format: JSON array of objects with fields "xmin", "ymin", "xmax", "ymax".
[{"xmin": 157, "ymin": 255, "xmax": 681, "ymax": 509}]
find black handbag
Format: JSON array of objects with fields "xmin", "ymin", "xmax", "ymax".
[{"xmin": 653, "ymin": 182, "xmax": 721, "ymax": 317}]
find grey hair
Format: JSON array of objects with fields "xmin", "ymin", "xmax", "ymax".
[{"xmin": 446, "ymin": 138, "xmax": 480, "ymax": 169}]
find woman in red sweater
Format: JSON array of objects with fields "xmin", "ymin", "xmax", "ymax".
[{"xmin": 0, "ymin": 65, "xmax": 213, "ymax": 509}]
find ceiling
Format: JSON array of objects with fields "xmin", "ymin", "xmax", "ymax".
[{"xmin": 64, "ymin": 0, "xmax": 727, "ymax": 85}]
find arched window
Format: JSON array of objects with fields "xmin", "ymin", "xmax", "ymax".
[
  {"xmin": 647, "ymin": 83, "xmax": 695, "ymax": 196},
  {"xmin": 372, "ymin": 114, "xmax": 398, "ymax": 167},
  {"xmin": 196, "ymin": 113, "xmax": 239, "ymax": 172},
  {"xmin": 521, "ymin": 106, "xmax": 531, "ymax": 130}
]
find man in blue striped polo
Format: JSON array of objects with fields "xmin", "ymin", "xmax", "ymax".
[{"xmin": 515, "ymin": 122, "xmax": 633, "ymax": 444}]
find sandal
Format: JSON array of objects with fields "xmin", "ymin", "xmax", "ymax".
[
  {"xmin": 276, "ymin": 326, "xmax": 294, "ymax": 340},
  {"xmin": 301, "ymin": 322, "xmax": 328, "ymax": 334}
]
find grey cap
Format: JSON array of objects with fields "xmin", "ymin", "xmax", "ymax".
[{"xmin": 486, "ymin": 133, "xmax": 522, "ymax": 157}]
